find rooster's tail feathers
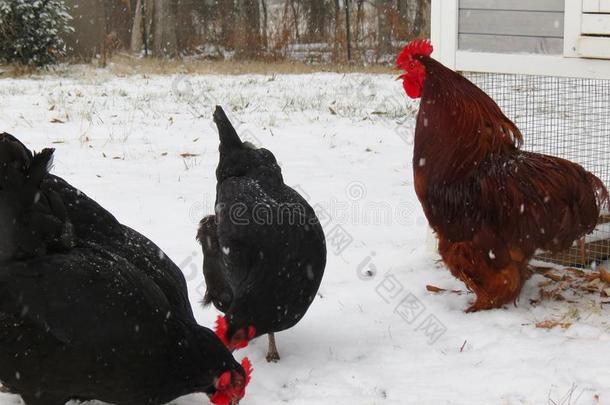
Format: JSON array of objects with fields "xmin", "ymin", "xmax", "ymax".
[
  {"xmin": 0, "ymin": 133, "xmax": 74, "ymax": 262},
  {"xmin": 589, "ymin": 172, "xmax": 610, "ymax": 212}
]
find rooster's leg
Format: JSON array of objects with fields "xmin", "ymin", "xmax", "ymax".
[{"xmin": 266, "ymin": 333, "xmax": 280, "ymax": 363}]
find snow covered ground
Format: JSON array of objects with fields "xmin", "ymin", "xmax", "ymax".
[{"xmin": 0, "ymin": 68, "xmax": 608, "ymax": 405}]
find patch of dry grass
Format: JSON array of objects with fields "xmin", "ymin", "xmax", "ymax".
[
  {"xmin": 108, "ymin": 54, "xmax": 394, "ymax": 75},
  {"xmin": 0, "ymin": 55, "xmax": 395, "ymax": 78}
]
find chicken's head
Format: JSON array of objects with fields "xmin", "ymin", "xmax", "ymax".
[
  {"xmin": 210, "ymin": 357, "xmax": 253, "ymax": 405},
  {"xmin": 215, "ymin": 315, "xmax": 256, "ymax": 351},
  {"xmin": 396, "ymin": 39, "xmax": 433, "ymax": 99}
]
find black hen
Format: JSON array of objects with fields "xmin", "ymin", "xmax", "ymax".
[
  {"xmin": 197, "ymin": 107, "xmax": 326, "ymax": 362},
  {"xmin": 0, "ymin": 133, "xmax": 252, "ymax": 405}
]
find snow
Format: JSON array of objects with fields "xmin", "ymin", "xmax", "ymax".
[{"xmin": 0, "ymin": 69, "xmax": 609, "ymax": 405}]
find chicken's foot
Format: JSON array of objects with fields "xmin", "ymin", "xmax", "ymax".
[{"xmin": 266, "ymin": 333, "xmax": 280, "ymax": 363}]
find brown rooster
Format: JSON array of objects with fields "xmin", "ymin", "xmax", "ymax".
[{"xmin": 397, "ymin": 39, "xmax": 609, "ymax": 312}]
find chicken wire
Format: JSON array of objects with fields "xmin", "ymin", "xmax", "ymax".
[{"xmin": 465, "ymin": 72, "xmax": 610, "ymax": 268}]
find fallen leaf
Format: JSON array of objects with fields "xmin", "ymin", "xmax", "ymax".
[
  {"xmin": 426, "ymin": 285, "xmax": 445, "ymax": 293},
  {"xmin": 535, "ymin": 320, "xmax": 571, "ymax": 329},
  {"xmin": 50, "ymin": 118, "xmax": 65, "ymax": 124},
  {"xmin": 180, "ymin": 153, "xmax": 199, "ymax": 158},
  {"xmin": 543, "ymin": 272, "xmax": 563, "ymax": 282},
  {"xmin": 599, "ymin": 267, "xmax": 610, "ymax": 284}
]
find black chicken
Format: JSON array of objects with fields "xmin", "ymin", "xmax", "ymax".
[
  {"xmin": 197, "ymin": 107, "xmax": 326, "ymax": 362},
  {"xmin": 0, "ymin": 133, "xmax": 252, "ymax": 405}
]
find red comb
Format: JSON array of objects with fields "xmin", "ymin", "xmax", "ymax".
[
  {"xmin": 210, "ymin": 360, "xmax": 252, "ymax": 405},
  {"xmin": 241, "ymin": 357, "xmax": 253, "ymax": 385},
  {"xmin": 215, "ymin": 315, "xmax": 230, "ymax": 347},
  {"xmin": 396, "ymin": 38, "xmax": 433, "ymax": 69},
  {"xmin": 247, "ymin": 326, "xmax": 256, "ymax": 340}
]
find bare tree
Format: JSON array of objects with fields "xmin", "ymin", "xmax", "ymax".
[
  {"xmin": 376, "ymin": 0, "xmax": 392, "ymax": 56},
  {"xmin": 131, "ymin": 0, "xmax": 144, "ymax": 52},
  {"xmin": 218, "ymin": 0, "xmax": 237, "ymax": 49},
  {"xmin": 411, "ymin": 0, "xmax": 431, "ymax": 38},
  {"xmin": 345, "ymin": 0, "xmax": 351, "ymax": 61},
  {"xmin": 153, "ymin": 0, "xmax": 177, "ymax": 57},
  {"xmin": 261, "ymin": 0, "xmax": 268, "ymax": 48},
  {"xmin": 290, "ymin": 0, "xmax": 301, "ymax": 42},
  {"xmin": 305, "ymin": 0, "xmax": 329, "ymax": 42},
  {"xmin": 237, "ymin": 0, "xmax": 262, "ymax": 58}
]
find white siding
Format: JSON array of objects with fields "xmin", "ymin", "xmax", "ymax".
[{"xmin": 458, "ymin": 0, "xmax": 565, "ymax": 54}]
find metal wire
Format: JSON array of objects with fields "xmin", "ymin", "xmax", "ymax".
[{"xmin": 465, "ymin": 72, "xmax": 610, "ymax": 268}]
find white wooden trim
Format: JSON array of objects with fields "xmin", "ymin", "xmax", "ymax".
[
  {"xmin": 431, "ymin": 0, "xmax": 459, "ymax": 69},
  {"xmin": 430, "ymin": 0, "xmax": 442, "ymax": 59},
  {"xmin": 578, "ymin": 36, "xmax": 610, "ymax": 58},
  {"xmin": 602, "ymin": 0, "xmax": 610, "ymax": 12},
  {"xmin": 583, "ymin": 0, "xmax": 600, "ymax": 12},
  {"xmin": 564, "ymin": 0, "xmax": 583, "ymax": 57},
  {"xmin": 456, "ymin": 50, "xmax": 610, "ymax": 79},
  {"xmin": 582, "ymin": 13, "xmax": 610, "ymax": 34}
]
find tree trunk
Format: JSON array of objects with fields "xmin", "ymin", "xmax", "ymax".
[
  {"xmin": 261, "ymin": 0, "xmax": 268, "ymax": 48},
  {"xmin": 397, "ymin": 0, "xmax": 408, "ymax": 21},
  {"xmin": 290, "ymin": 0, "xmax": 300, "ymax": 41},
  {"xmin": 355, "ymin": 0, "xmax": 364, "ymax": 42},
  {"xmin": 218, "ymin": 0, "xmax": 236, "ymax": 50},
  {"xmin": 345, "ymin": 0, "xmax": 351, "ymax": 61},
  {"xmin": 306, "ymin": 0, "xmax": 327, "ymax": 42},
  {"xmin": 130, "ymin": 0, "xmax": 143, "ymax": 52},
  {"xmin": 143, "ymin": 0, "xmax": 154, "ymax": 55},
  {"xmin": 376, "ymin": 0, "xmax": 392, "ymax": 57},
  {"xmin": 153, "ymin": 0, "xmax": 177, "ymax": 57},
  {"xmin": 238, "ymin": 0, "xmax": 261, "ymax": 58},
  {"xmin": 333, "ymin": 0, "xmax": 341, "ymax": 60},
  {"xmin": 412, "ymin": 0, "xmax": 431, "ymax": 38}
]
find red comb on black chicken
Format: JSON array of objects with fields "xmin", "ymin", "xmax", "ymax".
[
  {"xmin": 0, "ymin": 133, "xmax": 251, "ymax": 405},
  {"xmin": 197, "ymin": 106, "xmax": 327, "ymax": 362}
]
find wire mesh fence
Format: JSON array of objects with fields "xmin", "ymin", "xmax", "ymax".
[{"xmin": 466, "ymin": 72, "xmax": 610, "ymax": 268}]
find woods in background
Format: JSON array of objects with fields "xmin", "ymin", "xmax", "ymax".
[{"xmin": 64, "ymin": 0, "xmax": 431, "ymax": 65}]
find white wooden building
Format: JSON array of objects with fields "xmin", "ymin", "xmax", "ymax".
[{"xmin": 432, "ymin": 0, "xmax": 610, "ymax": 79}]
